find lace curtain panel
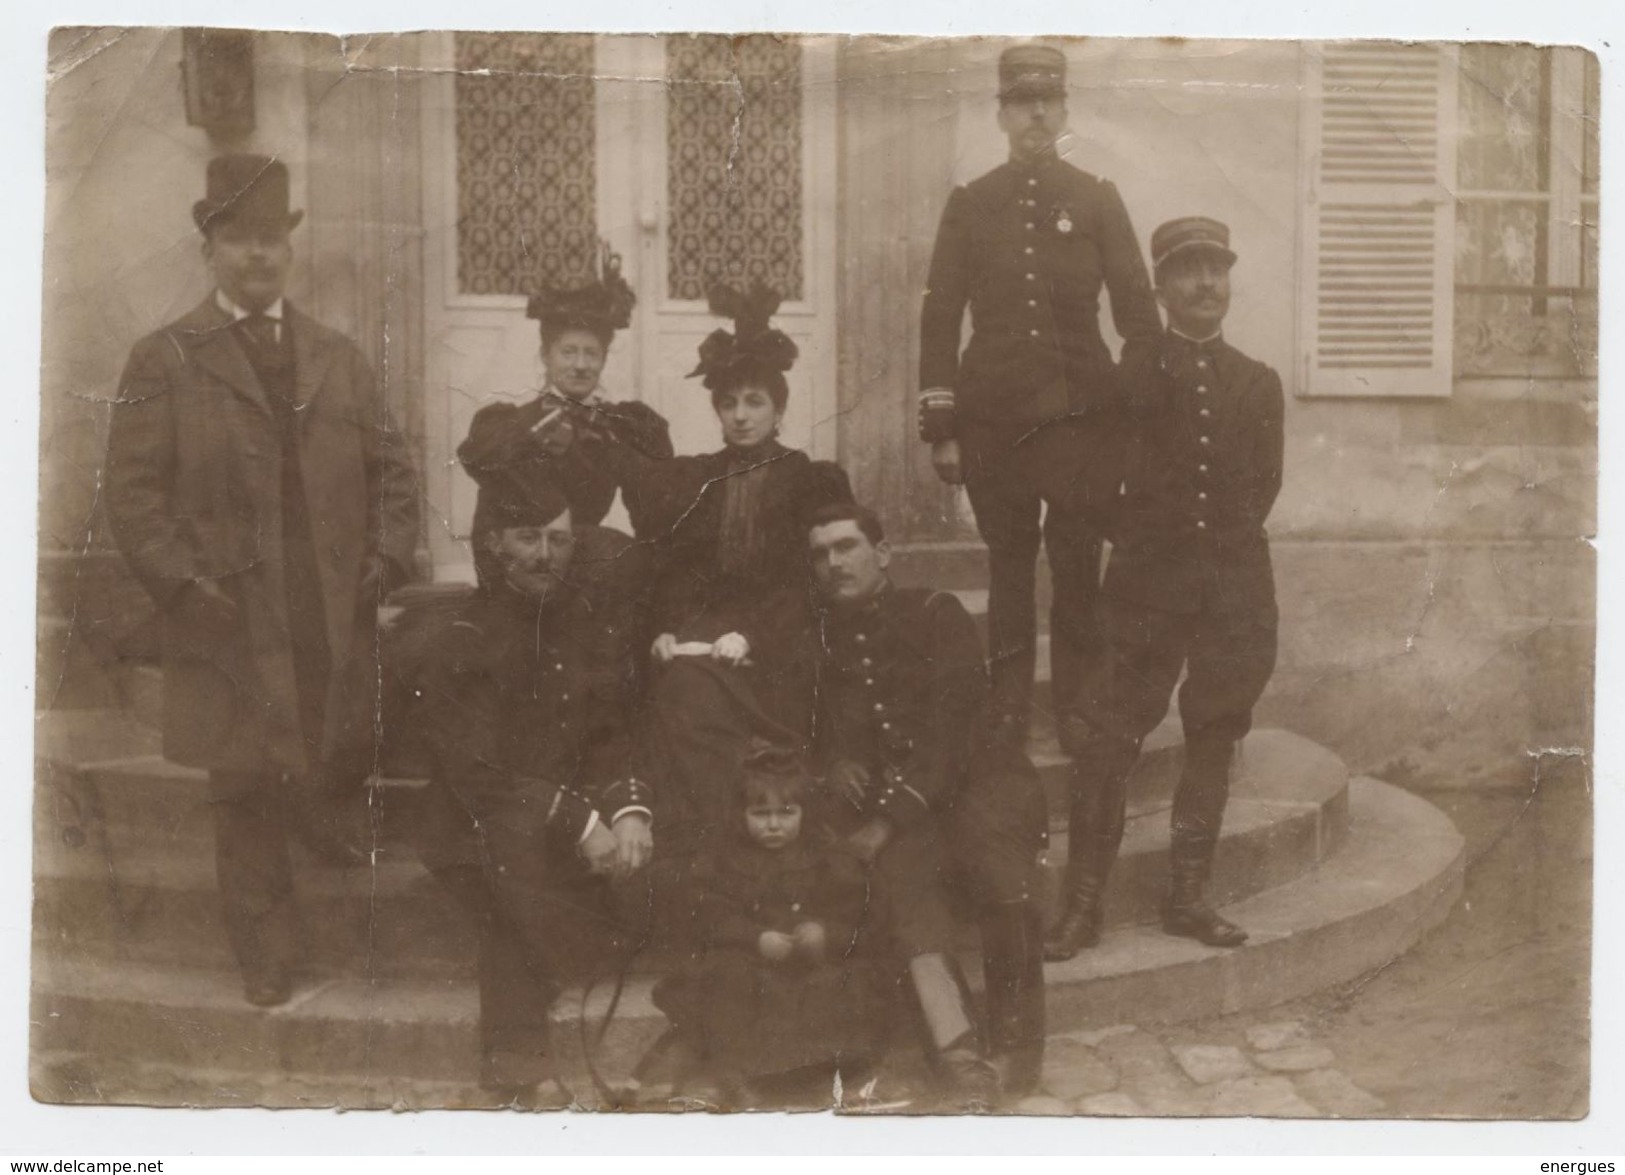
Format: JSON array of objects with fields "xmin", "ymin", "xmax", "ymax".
[
  {"xmin": 666, "ymin": 35, "xmax": 805, "ymax": 303},
  {"xmin": 1454, "ymin": 45, "xmax": 1598, "ymax": 379},
  {"xmin": 455, "ymin": 33, "xmax": 599, "ymax": 297}
]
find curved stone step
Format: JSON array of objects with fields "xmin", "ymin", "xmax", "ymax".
[
  {"xmin": 31, "ymin": 777, "xmax": 1461, "ymax": 1106},
  {"xmin": 1042, "ymin": 777, "xmax": 1465, "ymax": 1030},
  {"xmin": 1044, "ymin": 730, "xmax": 1351, "ymax": 929},
  {"xmin": 33, "ymin": 728, "xmax": 1350, "ymax": 981}
]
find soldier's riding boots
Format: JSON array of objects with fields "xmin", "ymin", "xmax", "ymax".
[
  {"xmin": 1161, "ymin": 737, "xmax": 1249, "ymax": 948},
  {"xmin": 1043, "ymin": 732, "xmax": 1138, "ymax": 962},
  {"xmin": 980, "ymin": 899, "xmax": 1047, "ymax": 1097}
]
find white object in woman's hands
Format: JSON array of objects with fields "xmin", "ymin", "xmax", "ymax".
[{"xmin": 712, "ymin": 632, "xmax": 750, "ymax": 665}]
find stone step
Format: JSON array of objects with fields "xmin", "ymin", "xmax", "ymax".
[
  {"xmin": 34, "ymin": 725, "xmax": 1349, "ymax": 982},
  {"xmin": 30, "ymin": 777, "xmax": 1463, "ymax": 1107},
  {"xmin": 32, "ymin": 843, "xmax": 481, "ymax": 983},
  {"xmin": 34, "ymin": 705, "xmax": 1125, "ymax": 851}
]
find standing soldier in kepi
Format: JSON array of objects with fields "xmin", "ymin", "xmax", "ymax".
[
  {"xmin": 104, "ymin": 154, "xmax": 421, "ymax": 1007},
  {"xmin": 918, "ymin": 42, "xmax": 1162, "ymax": 744},
  {"xmin": 1045, "ymin": 217, "xmax": 1285, "ymax": 962}
]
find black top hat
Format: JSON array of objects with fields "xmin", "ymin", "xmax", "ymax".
[
  {"xmin": 526, "ymin": 242, "xmax": 637, "ymax": 340},
  {"xmin": 999, "ymin": 44, "xmax": 1067, "ymax": 101},
  {"xmin": 192, "ymin": 154, "xmax": 304, "ymax": 234},
  {"xmin": 1151, "ymin": 216, "xmax": 1239, "ymax": 272},
  {"xmin": 687, "ymin": 280, "xmax": 799, "ymax": 392}
]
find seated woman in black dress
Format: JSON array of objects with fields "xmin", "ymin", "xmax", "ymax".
[
  {"xmin": 633, "ymin": 282, "xmax": 852, "ymax": 862},
  {"xmin": 457, "ymin": 241, "xmax": 673, "ymax": 549}
]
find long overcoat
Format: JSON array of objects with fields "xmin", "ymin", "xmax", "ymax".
[{"xmin": 105, "ymin": 296, "xmax": 420, "ymax": 776}]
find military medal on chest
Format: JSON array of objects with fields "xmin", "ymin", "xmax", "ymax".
[{"xmin": 1055, "ymin": 207, "xmax": 1074, "ymax": 235}]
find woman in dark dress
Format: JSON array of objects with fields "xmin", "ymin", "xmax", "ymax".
[
  {"xmin": 633, "ymin": 282, "xmax": 852, "ymax": 864},
  {"xmin": 457, "ymin": 242, "xmax": 673, "ymax": 552}
]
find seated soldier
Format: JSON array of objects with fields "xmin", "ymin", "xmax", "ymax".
[
  {"xmin": 653, "ymin": 742, "xmax": 885, "ymax": 1109},
  {"xmin": 807, "ymin": 502, "xmax": 1050, "ymax": 1106},
  {"xmin": 1046, "ymin": 216, "xmax": 1285, "ymax": 961},
  {"xmin": 407, "ymin": 474, "xmax": 655, "ymax": 1101}
]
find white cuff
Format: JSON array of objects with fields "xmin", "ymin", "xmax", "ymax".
[
  {"xmin": 576, "ymin": 810, "xmax": 601, "ymax": 846},
  {"xmin": 611, "ymin": 806, "xmax": 653, "ymax": 827}
]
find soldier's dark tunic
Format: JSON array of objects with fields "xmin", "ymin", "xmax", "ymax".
[
  {"xmin": 814, "ymin": 586, "xmax": 1047, "ymax": 958},
  {"xmin": 408, "ymin": 527, "xmax": 653, "ymax": 1088},
  {"xmin": 919, "ymin": 153, "xmax": 1163, "ymax": 723},
  {"xmin": 458, "ymin": 390, "xmax": 673, "ymax": 537},
  {"xmin": 1079, "ymin": 330, "xmax": 1285, "ymax": 748}
]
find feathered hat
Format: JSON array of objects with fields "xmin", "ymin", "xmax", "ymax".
[
  {"xmin": 687, "ymin": 280, "xmax": 799, "ymax": 392},
  {"xmin": 526, "ymin": 241, "xmax": 637, "ymax": 339}
]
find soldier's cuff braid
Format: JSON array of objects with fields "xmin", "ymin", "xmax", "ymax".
[
  {"xmin": 917, "ymin": 388, "xmax": 958, "ymax": 443},
  {"xmin": 602, "ymin": 776, "xmax": 654, "ymax": 816},
  {"xmin": 542, "ymin": 784, "xmax": 599, "ymax": 843}
]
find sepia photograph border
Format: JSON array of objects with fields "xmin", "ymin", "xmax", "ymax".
[{"xmin": 6, "ymin": 0, "xmax": 1623, "ymax": 1157}]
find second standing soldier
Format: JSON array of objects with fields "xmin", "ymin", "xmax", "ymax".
[{"xmin": 1045, "ymin": 217, "xmax": 1285, "ymax": 961}]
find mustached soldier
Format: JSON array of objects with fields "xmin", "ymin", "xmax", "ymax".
[
  {"xmin": 408, "ymin": 473, "xmax": 655, "ymax": 1098},
  {"xmin": 1046, "ymin": 217, "xmax": 1284, "ymax": 961}
]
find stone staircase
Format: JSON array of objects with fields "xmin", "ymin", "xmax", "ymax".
[{"xmin": 30, "ymin": 544, "xmax": 1468, "ymax": 1109}]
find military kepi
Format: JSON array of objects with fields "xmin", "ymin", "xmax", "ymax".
[
  {"xmin": 998, "ymin": 44, "xmax": 1066, "ymax": 100},
  {"xmin": 1151, "ymin": 216, "xmax": 1238, "ymax": 272},
  {"xmin": 474, "ymin": 469, "xmax": 570, "ymax": 532},
  {"xmin": 193, "ymin": 154, "xmax": 305, "ymax": 234}
]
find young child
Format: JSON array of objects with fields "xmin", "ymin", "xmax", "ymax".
[{"xmin": 655, "ymin": 743, "xmax": 884, "ymax": 1107}]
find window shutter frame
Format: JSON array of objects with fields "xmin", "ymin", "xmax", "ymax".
[{"xmin": 1298, "ymin": 42, "xmax": 1459, "ymax": 398}]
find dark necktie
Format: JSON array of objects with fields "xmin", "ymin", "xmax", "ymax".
[{"xmin": 240, "ymin": 312, "xmax": 279, "ymax": 353}]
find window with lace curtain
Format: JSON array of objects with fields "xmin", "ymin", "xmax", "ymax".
[{"xmin": 1454, "ymin": 46, "xmax": 1599, "ymax": 380}]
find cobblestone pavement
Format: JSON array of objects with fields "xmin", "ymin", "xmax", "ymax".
[
  {"xmin": 1010, "ymin": 1018, "xmax": 1384, "ymax": 1118},
  {"xmin": 1013, "ymin": 776, "xmax": 1591, "ymax": 1121}
]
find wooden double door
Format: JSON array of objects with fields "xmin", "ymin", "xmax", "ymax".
[{"xmin": 420, "ymin": 32, "xmax": 838, "ymax": 579}]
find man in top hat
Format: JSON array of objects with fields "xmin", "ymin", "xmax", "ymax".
[
  {"xmin": 1044, "ymin": 216, "xmax": 1284, "ymax": 961},
  {"xmin": 407, "ymin": 470, "xmax": 655, "ymax": 1099},
  {"xmin": 104, "ymin": 154, "xmax": 421, "ymax": 1006},
  {"xmin": 917, "ymin": 42, "xmax": 1163, "ymax": 744}
]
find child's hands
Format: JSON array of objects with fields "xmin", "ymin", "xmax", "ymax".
[
  {"xmin": 758, "ymin": 930, "xmax": 796, "ymax": 963},
  {"xmin": 792, "ymin": 921, "xmax": 828, "ymax": 963}
]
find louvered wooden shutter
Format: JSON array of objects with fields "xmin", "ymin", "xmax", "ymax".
[{"xmin": 1299, "ymin": 43, "xmax": 1458, "ymax": 397}]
